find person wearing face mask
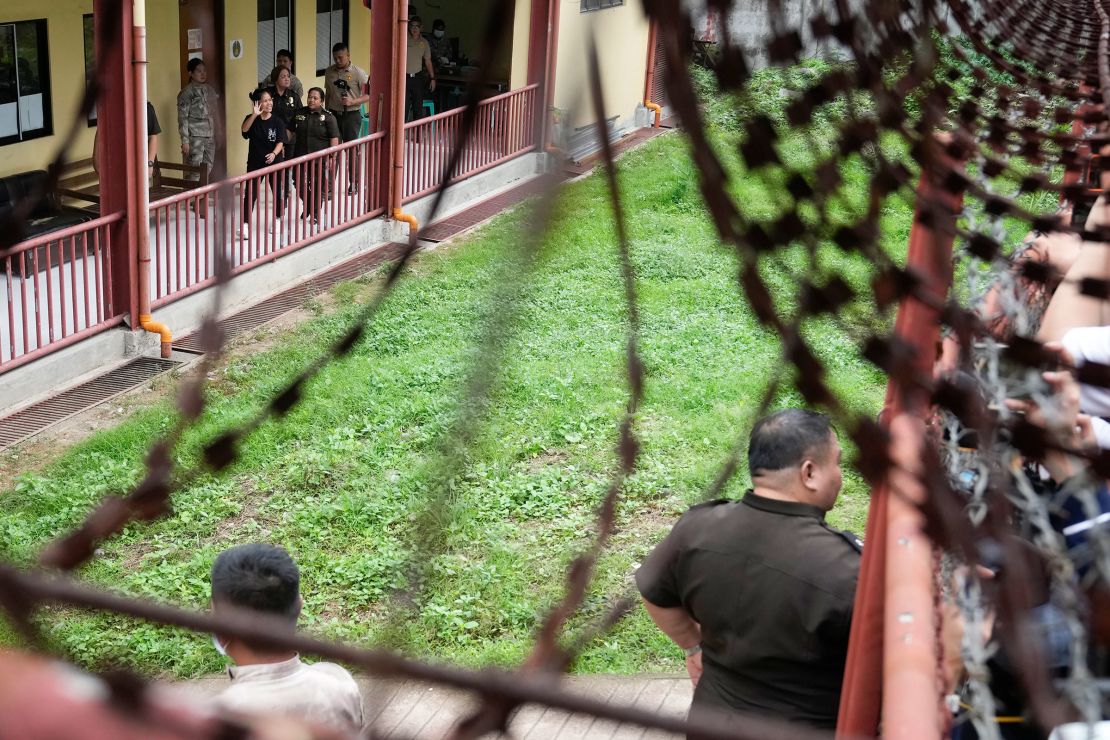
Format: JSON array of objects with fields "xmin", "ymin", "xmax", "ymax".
[
  {"xmin": 427, "ymin": 19, "xmax": 453, "ymax": 70},
  {"xmin": 209, "ymin": 544, "xmax": 364, "ymax": 732},
  {"xmin": 636, "ymin": 408, "xmax": 860, "ymax": 735}
]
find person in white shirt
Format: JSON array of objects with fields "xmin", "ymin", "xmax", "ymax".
[{"xmin": 209, "ymin": 543, "xmax": 364, "ymax": 732}]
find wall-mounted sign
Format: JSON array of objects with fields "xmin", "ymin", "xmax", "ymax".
[
  {"xmin": 188, "ymin": 51, "xmax": 203, "ymax": 62},
  {"xmin": 187, "ymin": 28, "xmax": 202, "ymax": 50},
  {"xmin": 230, "ymin": 39, "xmax": 244, "ymax": 60}
]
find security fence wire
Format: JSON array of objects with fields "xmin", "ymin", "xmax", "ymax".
[{"xmin": 2, "ymin": 0, "xmax": 1110, "ymax": 736}]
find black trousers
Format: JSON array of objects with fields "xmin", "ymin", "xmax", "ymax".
[
  {"xmin": 331, "ymin": 110, "xmax": 363, "ymax": 192},
  {"xmin": 404, "ymin": 73, "xmax": 428, "ymax": 122},
  {"xmin": 242, "ymin": 165, "xmax": 285, "ymax": 223}
]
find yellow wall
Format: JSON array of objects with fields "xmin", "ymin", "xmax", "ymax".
[
  {"xmin": 509, "ymin": 0, "xmax": 531, "ymax": 90},
  {"xmin": 147, "ymin": 2, "xmax": 179, "ymax": 168},
  {"xmin": 222, "ymin": 0, "xmax": 257, "ymax": 175},
  {"xmin": 1, "ymin": 1, "xmax": 96, "ymax": 177},
  {"xmin": 552, "ymin": 0, "xmax": 650, "ymax": 129}
]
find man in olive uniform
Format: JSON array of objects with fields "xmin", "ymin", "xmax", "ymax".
[
  {"xmin": 636, "ymin": 408, "xmax": 861, "ymax": 734},
  {"xmin": 323, "ymin": 42, "xmax": 369, "ymax": 196},
  {"xmin": 287, "ymin": 87, "xmax": 340, "ymax": 225},
  {"xmin": 177, "ymin": 58, "xmax": 219, "ymax": 182}
]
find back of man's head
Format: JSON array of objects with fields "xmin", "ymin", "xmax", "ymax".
[
  {"xmin": 748, "ymin": 408, "xmax": 833, "ymax": 476},
  {"xmin": 211, "ymin": 544, "xmax": 300, "ymax": 623}
]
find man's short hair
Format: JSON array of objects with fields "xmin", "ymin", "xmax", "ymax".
[
  {"xmin": 748, "ymin": 408, "xmax": 834, "ymax": 475},
  {"xmin": 186, "ymin": 58, "xmax": 205, "ymax": 74},
  {"xmin": 432, "ymin": 19, "xmax": 446, "ymax": 30},
  {"xmin": 332, "ymin": 42, "xmax": 348, "ymax": 54},
  {"xmin": 276, "ymin": 49, "xmax": 293, "ymax": 61},
  {"xmin": 211, "ymin": 544, "xmax": 300, "ymax": 622}
]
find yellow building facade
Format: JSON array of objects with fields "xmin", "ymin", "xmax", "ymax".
[{"xmin": 1, "ymin": 0, "xmax": 654, "ymax": 180}]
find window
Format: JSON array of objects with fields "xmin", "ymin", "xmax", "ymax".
[
  {"xmin": 258, "ymin": 0, "xmax": 293, "ymax": 85},
  {"xmin": 580, "ymin": 0, "xmax": 623, "ymax": 11},
  {"xmin": 315, "ymin": 0, "xmax": 347, "ymax": 76},
  {"xmin": 83, "ymin": 14, "xmax": 95, "ymax": 126},
  {"xmin": 0, "ymin": 19, "xmax": 52, "ymax": 146}
]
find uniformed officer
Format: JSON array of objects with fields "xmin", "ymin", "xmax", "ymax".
[
  {"xmin": 636, "ymin": 408, "xmax": 861, "ymax": 734},
  {"xmin": 287, "ymin": 87, "xmax": 341, "ymax": 225},
  {"xmin": 258, "ymin": 49, "xmax": 305, "ymax": 102},
  {"xmin": 177, "ymin": 58, "xmax": 219, "ymax": 182},
  {"xmin": 323, "ymin": 42, "xmax": 369, "ymax": 196}
]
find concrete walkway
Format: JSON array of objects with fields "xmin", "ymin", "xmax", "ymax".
[{"xmin": 181, "ymin": 673, "xmax": 691, "ymax": 738}]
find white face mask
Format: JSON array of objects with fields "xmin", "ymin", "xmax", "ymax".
[
  {"xmin": 212, "ymin": 634, "xmax": 229, "ymax": 657},
  {"xmin": 433, "ymin": 29, "xmax": 445, "ymax": 38}
]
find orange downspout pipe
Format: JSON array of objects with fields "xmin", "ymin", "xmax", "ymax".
[
  {"xmin": 132, "ymin": 0, "xmax": 171, "ymax": 357},
  {"xmin": 390, "ymin": 0, "xmax": 418, "ymax": 234},
  {"xmin": 643, "ymin": 21, "xmax": 661, "ymax": 128},
  {"xmin": 837, "ymin": 143, "xmax": 962, "ymax": 738}
]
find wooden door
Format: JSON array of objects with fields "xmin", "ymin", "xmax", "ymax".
[{"xmin": 178, "ymin": 0, "xmax": 225, "ymax": 175}]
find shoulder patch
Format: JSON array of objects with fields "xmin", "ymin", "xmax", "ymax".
[
  {"xmin": 836, "ymin": 529, "xmax": 863, "ymax": 552},
  {"xmin": 687, "ymin": 497, "xmax": 734, "ymax": 512}
]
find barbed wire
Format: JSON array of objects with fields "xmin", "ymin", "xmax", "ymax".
[{"xmin": 2, "ymin": 0, "xmax": 1110, "ymax": 736}]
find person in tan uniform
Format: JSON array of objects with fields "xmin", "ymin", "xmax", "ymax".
[
  {"xmin": 323, "ymin": 42, "xmax": 369, "ymax": 195},
  {"xmin": 404, "ymin": 16, "xmax": 436, "ymax": 122}
]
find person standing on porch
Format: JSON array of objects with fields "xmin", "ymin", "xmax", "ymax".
[
  {"xmin": 177, "ymin": 58, "xmax": 219, "ymax": 183},
  {"xmin": 258, "ymin": 49, "xmax": 304, "ymax": 102},
  {"xmin": 287, "ymin": 88, "xmax": 340, "ymax": 227},
  {"xmin": 323, "ymin": 42, "xmax": 369, "ymax": 196},
  {"xmin": 238, "ymin": 90, "xmax": 286, "ymax": 241},
  {"xmin": 405, "ymin": 17, "xmax": 436, "ymax": 122}
]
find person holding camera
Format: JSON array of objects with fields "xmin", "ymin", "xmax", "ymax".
[
  {"xmin": 324, "ymin": 42, "xmax": 369, "ymax": 196},
  {"xmin": 238, "ymin": 90, "xmax": 286, "ymax": 241}
]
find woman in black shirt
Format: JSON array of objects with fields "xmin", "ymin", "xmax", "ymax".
[{"xmin": 238, "ymin": 90, "xmax": 286, "ymax": 240}]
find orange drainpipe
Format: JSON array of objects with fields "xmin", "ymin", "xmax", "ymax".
[
  {"xmin": 837, "ymin": 139, "xmax": 962, "ymax": 738},
  {"xmin": 643, "ymin": 21, "xmax": 661, "ymax": 128},
  {"xmin": 132, "ymin": 0, "xmax": 171, "ymax": 357},
  {"xmin": 390, "ymin": 0, "xmax": 418, "ymax": 234}
]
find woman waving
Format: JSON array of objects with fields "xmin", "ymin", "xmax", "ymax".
[{"xmin": 238, "ymin": 90, "xmax": 286, "ymax": 240}]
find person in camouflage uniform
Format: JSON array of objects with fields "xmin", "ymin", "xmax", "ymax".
[{"xmin": 177, "ymin": 58, "xmax": 219, "ymax": 181}]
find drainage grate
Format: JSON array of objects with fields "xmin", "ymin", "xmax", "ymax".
[
  {"xmin": 0, "ymin": 357, "xmax": 180, "ymax": 449},
  {"xmin": 175, "ymin": 242, "xmax": 408, "ymax": 353}
]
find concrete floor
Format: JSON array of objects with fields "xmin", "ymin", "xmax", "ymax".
[{"xmin": 181, "ymin": 673, "xmax": 691, "ymax": 738}]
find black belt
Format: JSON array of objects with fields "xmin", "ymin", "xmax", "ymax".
[{"xmin": 329, "ymin": 108, "xmax": 358, "ymax": 116}]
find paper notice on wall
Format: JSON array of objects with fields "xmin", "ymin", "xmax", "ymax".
[
  {"xmin": 188, "ymin": 51, "xmax": 203, "ymax": 62},
  {"xmin": 187, "ymin": 28, "xmax": 202, "ymax": 49}
]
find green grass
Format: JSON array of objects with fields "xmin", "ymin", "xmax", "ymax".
[{"xmin": 0, "ymin": 68, "xmax": 917, "ymax": 679}]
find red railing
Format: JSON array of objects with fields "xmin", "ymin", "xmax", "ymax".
[
  {"xmin": 149, "ymin": 132, "xmax": 386, "ymax": 307},
  {"xmin": 402, "ymin": 84, "xmax": 539, "ymax": 202},
  {"xmin": 1, "ymin": 213, "xmax": 126, "ymax": 373}
]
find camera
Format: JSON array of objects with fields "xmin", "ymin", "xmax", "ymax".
[{"xmin": 333, "ymin": 78, "xmax": 351, "ymax": 99}]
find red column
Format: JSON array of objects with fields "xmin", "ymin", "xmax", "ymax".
[
  {"xmin": 837, "ymin": 155, "xmax": 962, "ymax": 738},
  {"xmin": 369, "ymin": 0, "xmax": 397, "ymax": 212},
  {"xmin": 526, "ymin": 0, "xmax": 558, "ymax": 148},
  {"xmin": 94, "ymin": 0, "xmax": 139, "ymax": 325}
]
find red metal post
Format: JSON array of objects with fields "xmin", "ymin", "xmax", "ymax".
[
  {"xmin": 94, "ymin": 0, "xmax": 138, "ymax": 326},
  {"xmin": 837, "ymin": 151, "xmax": 962, "ymax": 738},
  {"xmin": 370, "ymin": 0, "xmax": 398, "ymax": 213}
]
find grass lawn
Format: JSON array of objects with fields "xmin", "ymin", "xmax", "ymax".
[{"xmin": 0, "ymin": 67, "xmax": 915, "ymax": 679}]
